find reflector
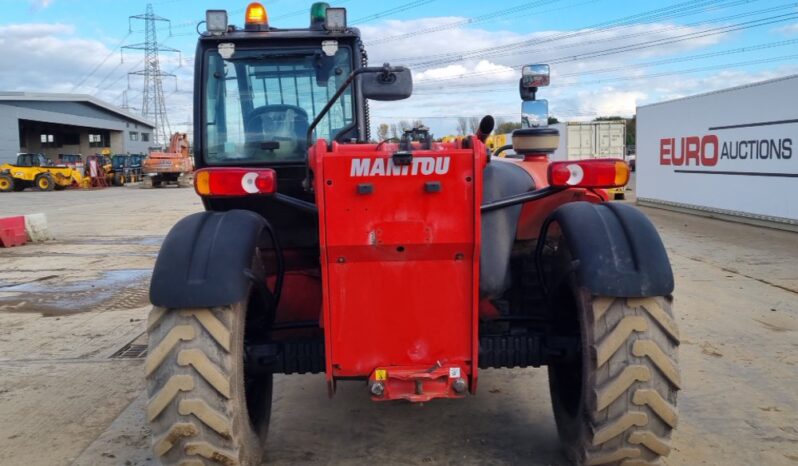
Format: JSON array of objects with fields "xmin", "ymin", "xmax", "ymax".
[
  {"xmin": 548, "ymin": 159, "xmax": 629, "ymax": 189},
  {"xmin": 194, "ymin": 168, "xmax": 277, "ymax": 197}
]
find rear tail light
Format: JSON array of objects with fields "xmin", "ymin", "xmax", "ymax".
[
  {"xmin": 194, "ymin": 168, "xmax": 276, "ymax": 197},
  {"xmin": 548, "ymin": 159, "xmax": 629, "ymax": 188}
]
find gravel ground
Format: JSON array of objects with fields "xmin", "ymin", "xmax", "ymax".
[{"xmin": 0, "ymin": 183, "xmax": 796, "ymax": 466}]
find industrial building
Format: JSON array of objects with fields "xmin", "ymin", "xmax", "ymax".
[{"xmin": 0, "ymin": 92, "xmax": 155, "ymax": 165}]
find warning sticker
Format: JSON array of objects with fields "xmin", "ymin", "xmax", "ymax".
[
  {"xmin": 449, "ymin": 367, "xmax": 461, "ymax": 378},
  {"xmin": 375, "ymin": 369, "xmax": 387, "ymax": 381}
]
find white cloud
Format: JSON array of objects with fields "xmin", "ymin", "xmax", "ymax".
[
  {"xmin": 28, "ymin": 0, "xmax": 54, "ymax": 11},
  {"xmin": 0, "ymin": 22, "xmax": 194, "ymax": 134},
  {"xmin": 775, "ymin": 23, "xmax": 798, "ymax": 36},
  {"xmin": 359, "ymin": 16, "xmax": 794, "ymax": 135},
  {"xmin": 3, "ymin": 15, "xmax": 794, "ymax": 139}
]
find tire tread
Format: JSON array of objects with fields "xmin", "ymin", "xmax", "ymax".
[
  {"xmin": 582, "ymin": 297, "xmax": 680, "ymax": 466},
  {"xmin": 146, "ymin": 306, "xmax": 257, "ymax": 465}
]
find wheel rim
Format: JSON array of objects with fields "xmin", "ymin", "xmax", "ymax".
[
  {"xmin": 0, "ymin": 179, "xmax": 9, "ymax": 190},
  {"xmin": 39, "ymin": 178, "xmax": 50, "ymax": 189}
]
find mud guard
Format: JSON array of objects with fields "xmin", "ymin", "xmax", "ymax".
[
  {"xmin": 542, "ymin": 202, "xmax": 674, "ymax": 297},
  {"xmin": 150, "ymin": 209, "xmax": 266, "ymax": 308}
]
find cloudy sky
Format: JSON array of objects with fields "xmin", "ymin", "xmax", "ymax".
[{"xmin": 2, "ymin": 0, "xmax": 797, "ymax": 137}]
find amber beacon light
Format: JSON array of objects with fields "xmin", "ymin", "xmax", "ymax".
[{"xmin": 245, "ymin": 2, "xmax": 269, "ymax": 30}]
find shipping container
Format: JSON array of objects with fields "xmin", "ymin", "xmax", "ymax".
[
  {"xmin": 636, "ymin": 74, "xmax": 798, "ymax": 230},
  {"xmin": 550, "ymin": 121, "xmax": 626, "ymax": 161}
]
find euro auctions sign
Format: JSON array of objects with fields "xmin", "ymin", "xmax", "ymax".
[
  {"xmin": 637, "ymin": 75, "xmax": 798, "ymax": 224},
  {"xmin": 660, "ymin": 134, "xmax": 792, "ymax": 168}
]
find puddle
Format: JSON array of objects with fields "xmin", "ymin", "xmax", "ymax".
[{"xmin": 0, "ymin": 269, "xmax": 152, "ymax": 316}]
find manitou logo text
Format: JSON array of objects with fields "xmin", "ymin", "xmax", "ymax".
[
  {"xmin": 660, "ymin": 136, "xmax": 792, "ymax": 166},
  {"xmin": 350, "ymin": 156, "xmax": 451, "ymax": 177}
]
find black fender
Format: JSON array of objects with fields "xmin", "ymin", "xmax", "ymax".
[
  {"xmin": 150, "ymin": 209, "xmax": 267, "ymax": 308},
  {"xmin": 541, "ymin": 202, "xmax": 674, "ymax": 297}
]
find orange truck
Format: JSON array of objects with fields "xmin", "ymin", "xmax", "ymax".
[{"xmin": 141, "ymin": 133, "xmax": 194, "ymax": 188}]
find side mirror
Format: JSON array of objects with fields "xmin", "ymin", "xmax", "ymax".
[
  {"xmin": 360, "ymin": 67, "xmax": 413, "ymax": 101},
  {"xmin": 522, "ymin": 64, "xmax": 550, "ymax": 88},
  {"xmin": 521, "ymin": 100, "xmax": 549, "ymax": 128}
]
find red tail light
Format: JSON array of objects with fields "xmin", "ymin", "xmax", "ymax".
[
  {"xmin": 548, "ymin": 159, "xmax": 629, "ymax": 188},
  {"xmin": 194, "ymin": 168, "xmax": 277, "ymax": 197}
]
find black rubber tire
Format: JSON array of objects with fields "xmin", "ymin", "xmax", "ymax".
[
  {"xmin": 548, "ymin": 292, "xmax": 680, "ymax": 466},
  {"xmin": 114, "ymin": 173, "xmax": 126, "ymax": 186},
  {"xmin": 35, "ymin": 173, "xmax": 55, "ymax": 191},
  {"xmin": 0, "ymin": 174, "xmax": 14, "ymax": 193},
  {"xmin": 146, "ymin": 302, "xmax": 272, "ymax": 465}
]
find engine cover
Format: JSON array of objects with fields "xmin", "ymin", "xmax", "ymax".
[{"xmin": 310, "ymin": 139, "xmax": 486, "ymax": 399}]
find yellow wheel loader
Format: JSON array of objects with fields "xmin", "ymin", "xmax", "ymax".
[{"xmin": 0, "ymin": 153, "xmax": 82, "ymax": 192}]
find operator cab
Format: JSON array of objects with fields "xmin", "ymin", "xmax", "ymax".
[
  {"xmin": 198, "ymin": 3, "xmax": 367, "ymax": 174},
  {"xmin": 15, "ymin": 153, "xmax": 52, "ymax": 167},
  {"xmin": 194, "ymin": 3, "xmax": 411, "ymax": 248}
]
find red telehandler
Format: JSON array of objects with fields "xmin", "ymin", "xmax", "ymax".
[{"xmin": 147, "ymin": 4, "xmax": 679, "ymax": 465}]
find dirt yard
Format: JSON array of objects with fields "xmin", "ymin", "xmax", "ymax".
[{"xmin": 0, "ymin": 184, "xmax": 796, "ymax": 466}]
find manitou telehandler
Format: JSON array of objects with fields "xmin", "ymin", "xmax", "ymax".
[{"xmin": 147, "ymin": 4, "xmax": 679, "ymax": 465}]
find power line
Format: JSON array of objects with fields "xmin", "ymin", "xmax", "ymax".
[
  {"xmin": 351, "ymin": 0, "xmax": 438, "ymax": 24},
  {"xmin": 412, "ymin": 7, "xmax": 798, "ymax": 87},
  {"xmin": 410, "ymin": 52, "xmax": 798, "ymax": 96},
  {"xmin": 71, "ymin": 31, "xmax": 132, "ymax": 92},
  {"xmin": 391, "ymin": 0, "xmax": 755, "ymax": 68},
  {"xmin": 365, "ymin": 0, "xmax": 564, "ymax": 45},
  {"xmin": 556, "ymin": 38, "xmax": 798, "ymax": 77},
  {"xmin": 461, "ymin": 1, "xmax": 796, "ymax": 67},
  {"xmin": 271, "ymin": 1, "xmax": 353, "ymax": 21}
]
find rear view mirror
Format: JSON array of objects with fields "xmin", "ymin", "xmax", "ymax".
[
  {"xmin": 360, "ymin": 68, "xmax": 413, "ymax": 101},
  {"xmin": 522, "ymin": 64, "xmax": 550, "ymax": 88},
  {"xmin": 521, "ymin": 100, "xmax": 548, "ymax": 128}
]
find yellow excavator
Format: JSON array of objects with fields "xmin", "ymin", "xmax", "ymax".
[{"xmin": 0, "ymin": 153, "xmax": 83, "ymax": 192}]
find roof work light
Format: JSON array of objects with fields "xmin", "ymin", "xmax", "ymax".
[
  {"xmin": 325, "ymin": 7, "xmax": 347, "ymax": 31},
  {"xmin": 245, "ymin": 2, "xmax": 269, "ymax": 31},
  {"xmin": 205, "ymin": 10, "xmax": 228, "ymax": 35}
]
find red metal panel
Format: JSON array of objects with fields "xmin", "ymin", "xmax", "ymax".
[{"xmin": 312, "ymin": 140, "xmax": 485, "ymax": 399}]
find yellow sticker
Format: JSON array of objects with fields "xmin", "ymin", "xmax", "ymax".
[{"xmin": 375, "ymin": 369, "xmax": 387, "ymax": 381}]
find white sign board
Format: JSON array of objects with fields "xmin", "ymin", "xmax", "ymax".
[{"xmin": 637, "ymin": 75, "xmax": 798, "ymax": 223}]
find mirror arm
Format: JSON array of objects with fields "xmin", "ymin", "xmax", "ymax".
[{"xmin": 304, "ymin": 64, "xmax": 407, "ymax": 190}]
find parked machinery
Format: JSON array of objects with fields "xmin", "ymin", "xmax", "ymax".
[
  {"xmin": 0, "ymin": 153, "xmax": 82, "ymax": 192},
  {"xmin": 57, "ymin": 153, "xmax": 84, "ymax": 172},
  {"xmin": 127, "ymin": 154, "xmax": 145, "ymax": 183},
  {"xmin": 84, "ymin": 154, "xmax": 112, "ymax": 188},
  {"xmin": 140, "ymin": 133, "xmax": 194, "ymax": 188},
  {"xmin": 145, "ymin": 5, "xmax": 680, "ymax": 466}
]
